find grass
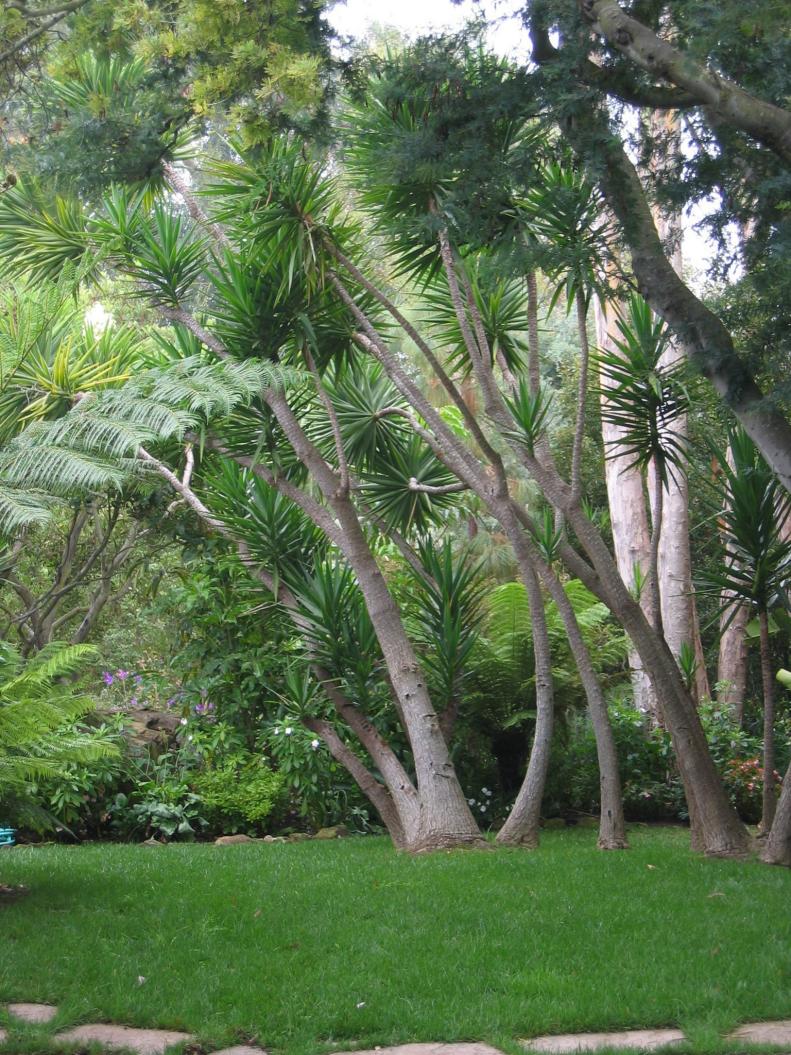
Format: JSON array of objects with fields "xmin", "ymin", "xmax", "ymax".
[{"xmin": 1, "ymin": 827, "xmax": 791, "ymax": 1055}]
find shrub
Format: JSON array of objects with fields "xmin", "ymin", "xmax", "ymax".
[{"xmin": 192, "ymin": 753, "xmax": 284, "ymax": 832}]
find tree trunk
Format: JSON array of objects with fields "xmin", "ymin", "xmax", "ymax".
[
  {"xmin": 762, "ymin": 755, "xmax": 791, "ymax": 867},
  {"xmin": 562, "ymin": 107, "xmax": 791, "ymax": 497},
  {"xmin": 595, "ymin": 293, "xmax": 657, "ymax": 716},
  {"xmin": 647, "ymin": 130, "xmax": 710, "ymax": 701},
  {"xmin": 562, "ymin": 506, "xmax": 749, "ymax": 856},
  {"xmin": 718, "ymin": 597, "xmax": 750, "ymax": 724},
  {"xmin": 495, "ymin": 505, "xmax": 628, "ymax": 849},
  {"xmin": 496, "ymin": 561, "xmax": 554, "ymax": 848},
  {"xmin": 302, "ymin": 716, "xmax": 407, "ymax": 848},
  {"xmin": 759, "ymin": 608, "xmax": 777, "ymax": 832}
]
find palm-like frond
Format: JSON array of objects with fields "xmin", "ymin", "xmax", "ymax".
[
  {"xmin": 516, "ymin": 161, "xmax": 611, "ymax": 310},
  {"xmin": 408, "ymin": 539, "xmax": 486, "ymax": 706},
  {"xmin": 597, "ymin": 294, "xmax": 692, "ymax": 485},
  {"xmin": 307, "ymin": 362, "xmax": 411, "ymax": 471},
  {"xmin": 0, "ymin": 183, "xmax": 91, "ymax": 282},
  {"xmin": 0, "ymin": 640, "xmax": 118, "ymax": 802},
  {"xmin": 699, "ymin": 427, "xmax": 791, "ymax": 615},
  {"xmin": 361, "ymin": 436, "xmax": 462, "ymax": 533},
  {"xmin": 420, "ymin": 261, "xmax": 527, "ymax": 377}
]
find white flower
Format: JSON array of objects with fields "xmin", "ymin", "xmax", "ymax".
[
  {"xmin": 356, "ymin": 1001, "xmax": 366, "ymax": 1009},
  {"xmin": 479, "ymin": 804, "xmax": 486, "ymax": 812},
  {"xmin": 285, "ymin": 726, "xmax": 293, "ymax": 735},
  {"xmin": 180, "ymin": 718, "xmax": 188, "ymax": 726},
  {"xmin": 468, "ymin": 798, "xmax": 475, "ymax": 806},
  {"xmin": 482, "ymin": 787, "xmax": 492, "ymax": 796},
  {"xmin": 274, "ymin": 728, "xmax": 281, "ymax": 735},
  {"xmin": 311, "ymin": 739, "xmax": 320, "ymax": 749}
]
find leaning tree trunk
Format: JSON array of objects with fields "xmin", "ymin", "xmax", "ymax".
[
  {"xmin": 595, "ymin": 292, "xmax": 658, "ymax": 717},
  {"xmin": 561, "ymin": 506, "xmax": 749, "ymax": 856},
  {"xmin": 762, "ymin": 755, "xmax": 791, "ymax": 867},
  {"xmin": 494, "ymin": 505, "xmax": 628, "ymax": 850},
  {"xmin": 496, "ymin": 561, "xmax": 555, "ymax": 848},
  {"xmin": 326, "ymin": 492, "xmax": 485, "ymax": 852}
]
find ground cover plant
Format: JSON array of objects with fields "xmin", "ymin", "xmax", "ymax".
[{"xmin": 2, "ymin": 830, "xmax": 791, "ymax": 1055}]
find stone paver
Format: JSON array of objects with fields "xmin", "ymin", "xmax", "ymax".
[
  {"xmin": 56, "ymin": 1023, "xmax": 193, "ymax": 1054},
  {"xmin": 521, "ymin": 1029, "xmax": 685, "ymax": 1053},
  {"xmin": 729, "ymin": 1020, "xmax": 791, "ymax": 1045},
  {"xmin": 213, "ymin": 1047, "xmax": 268, "ymax": 1055},
  {"xmin": 331, "ymin": 1045, "xmax": 504, "ymax": 1055},
  {"xmin": 8, "ymin": 1002, "xmax": 58, "ymax": 1024}
]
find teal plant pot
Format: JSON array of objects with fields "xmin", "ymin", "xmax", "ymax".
[{"xmin": 0, "ymin": 828, "xmax": 15, "ymax": 847}]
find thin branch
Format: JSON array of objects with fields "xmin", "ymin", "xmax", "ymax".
[
  {"xmin": 0, "ymin": 0, "xmax": 87, "ymax": 64},
  {"xmin": 303, "ymin": 345, "xmax": 350, "ymax": 496},
  {"xmin": 408, "ymin": 477, "xmax": 468, "ymax": 495},
  {"xmin": 162, "ymin": 161, "xmax": 231, "ymax": 249}
]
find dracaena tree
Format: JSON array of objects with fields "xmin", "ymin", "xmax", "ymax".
[
  {"xmin": 597, "ymin": 293, "xmax": 694, "ymax": 642},
  {"xmin": 331, "ymin": 43, "xmax": 774, "ymax": 857},
  {"xmin": 0, "ymin": 156, "xmax": 494, "ymax": 852},
  {"xmin": 700, "ymin": 428, "xmax": 791, "ymax": 833}
]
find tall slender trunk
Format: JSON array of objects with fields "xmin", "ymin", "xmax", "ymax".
[
  {"xmin": 717, "ymin": 439, "xmax": 750, "ymax": 722},
  {"xmin": 438, "ymin": 242, "xmax": 626, "ymax": 849},
  {"xmin": 313, "ymin": 496, "xmax": 485, "ymax": 851},
  {"xmin": 718, "ymin": 597, "xmax": 750, "ymax": 724},
  {"xmin": 595, "ymin": 293, "xmax": 657, "ymax": 716},
  {"xmin": 759, "ymin": 608, "xmax": 777, "ymax": 831},
  {"xmin": 647, "ymin": 119, "xmax": 710, "ymax": 701},
  {"xmin": 562, "ymin": 506, "xmax": 749, "ymax": 856},
  {"xmin": 571, "ymin": 288, "xmax": 590, "ymax": 503},
  {"xmin": 495, "ymin": 505, "xmax": 628, "ymax": 849},
  {"xmin": 648, "ymin": 459, "xmax": 665, "ymax": 640},
  {"xmin": 301, "ymin": 716, "xmax": 407, "ymax": 848},
  {"xmin": 496, "ymin": 561, "xmax": 555, "ymax": 848}
]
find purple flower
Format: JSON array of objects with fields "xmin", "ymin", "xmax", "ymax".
[
  {"xmin": 102, "ymin": 672, "xmax": 114, "ymax": 686},
  {"xmin": 130, "ymin": 697, "xmax": 138, "ymax": 707},
  {"xmin": 116, "ymin": 669, "xmax": 130, "ymax": 681},
  {"xmin": 134, "ymin": 674, "xmax": 143, "ymax": 685},
  {"xmin": 166, "ymin": 697, "xmax": 175, "ymax": 708}
]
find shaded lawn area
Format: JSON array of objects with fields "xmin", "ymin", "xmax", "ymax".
[{"xmin": 1, "ymin": 827, "xmax": 791, "ymax": 1055}]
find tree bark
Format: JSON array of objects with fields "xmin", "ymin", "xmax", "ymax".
[
  {"xmin": 578, "ymin": 0, "xmax": 791, "ymax": 166},
  {"xmin": 561, "ymin": 108, "xmax": 791, "ymax": 498},
  {"xmin": 759, "ymin": 608, "xmax": 777, "ymax": 832},
  {"xmin": 256, "ymin": 392, "xmax": 486, "ymax": 852},
  {"xmin": 595, "ymin": 292, "xmax": 657, "ymax": 716},
  {"xmin": 495, "ymin": 561, "xmax": 554, "ymax": 848},
  {"xmin": 646, "ymin": 143, "xmax": 710, "ymax": 702},
  {"xmin": 762, "ymin": 755, "xmax": 791, "ymax": 867},
  {"xmin": 718, "ymin": 597, "xmax": 750, "ymax": 723},
  {"xmin": 302, "ymin": 716, "xmax": 407, "ymax": 848}
]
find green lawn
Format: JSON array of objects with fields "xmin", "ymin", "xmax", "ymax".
[{"xmin": 1, "ymin": 828, "xmax": 791, "ymax": 1055}]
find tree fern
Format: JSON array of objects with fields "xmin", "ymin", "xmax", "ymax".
[{"xmin": 0, "ymin": 641, "xmax": 118, "ymax": 808}]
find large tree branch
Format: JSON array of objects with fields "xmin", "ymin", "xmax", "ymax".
[
  {"xmin": 579, "ymin": 0, "xmax": 791, "ymax": 165},
  {"xmin": 561, "ymin": 108, "xmax": 791, "ymax": 495},
  {"xmin": 0, "ymin": 0, "xmax": 88, "ymax": 65}
]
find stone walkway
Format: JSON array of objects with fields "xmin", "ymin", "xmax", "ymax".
[{"xmin": 2, "ymin": 1003, "xmax": 791, "ymax": 1054}]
